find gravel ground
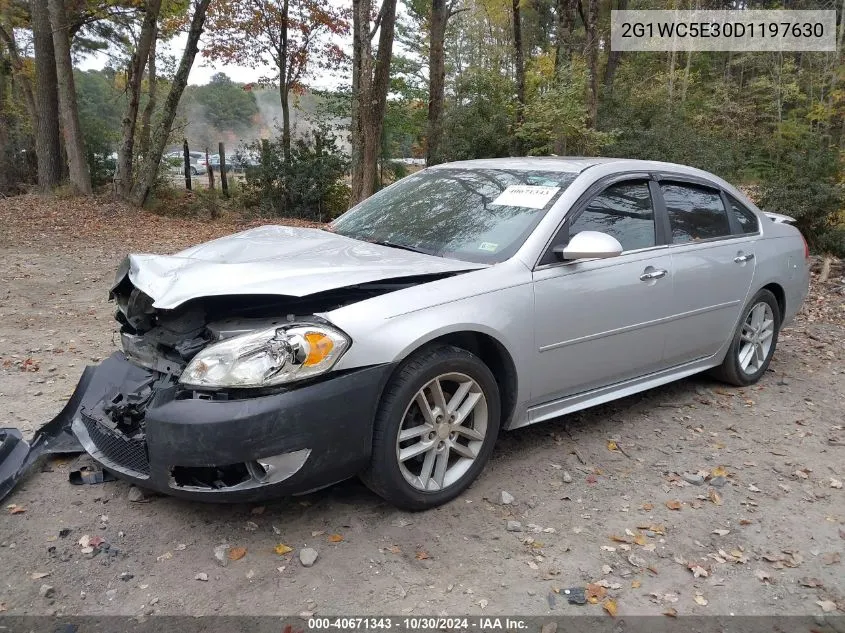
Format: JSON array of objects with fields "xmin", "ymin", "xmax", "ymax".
[{"xmin": 0, "ymin": 196, "xmax": 843, "ymax": 619}]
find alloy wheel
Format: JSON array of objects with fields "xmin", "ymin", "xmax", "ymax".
[
  {"xmin": 395, "ymin": 372, "xmax": 488, "ymax": 492},
  {"xmin": 738, "ymin": 302, "xmax": 775, "ymax": 375}
]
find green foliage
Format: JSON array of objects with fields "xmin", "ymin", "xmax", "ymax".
[
  {"xmin": 440, "ymin": 68, "xmax": 514, "ymax": 161},
  {"xmin": 75, "ymin": 69, "xmax": 124, "ymax": 187},
  {"xmin": 186, "ymin": 72, "xmax": 260, "ymax": 134},
  {"xmin": 239, "ymin": 126, "xmax": 349, "ymax": 221}
]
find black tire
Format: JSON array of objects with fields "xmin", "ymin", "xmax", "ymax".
[
  {"xmin": 190, "ymin": 166, "xmax": 198, "ymax": 176},
  {"xmin": 710, "ymin": 289, "xmax": 781, "ymax": 387},
  {"xmin": 361, "ymin": 345, "xmax": 500, "ymax": 511}
]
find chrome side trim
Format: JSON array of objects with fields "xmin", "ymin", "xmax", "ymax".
[
  {"xmin": 519, "ymin": 355, "xmax": 718, "ymax": 428},
  {"xmin": 538, "ymin": 300, "xmax": 740, "ymax": 352}
]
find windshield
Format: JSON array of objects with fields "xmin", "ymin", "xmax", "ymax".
[{"xmin": 331, "ymin": 168, "xmax": 578, "ymax": 264}]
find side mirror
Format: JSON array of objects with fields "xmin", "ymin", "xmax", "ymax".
[{"xmin": 554, "ymin": 231, "xmax": 623, "ymax": 261}]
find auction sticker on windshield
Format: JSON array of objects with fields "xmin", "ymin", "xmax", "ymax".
[{"xmin": 490, "ymin": 185, "xmax": 560, "ymax": 209}]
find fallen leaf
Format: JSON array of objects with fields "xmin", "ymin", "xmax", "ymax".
[
  {"xmin": 634, "ymin": 534, "xmax": 648, "ymax": 546},
  {"xmin": 710, "ymin": 466, "xmax": 728, "ymax": 479},
  {"xmin": 386, "ymin": 545, "xmax": 401, "ymax": 554},
  {"xmin": 328, "ymin": 534, "xmax": 344, "ymax": 543},
  {"xmin": 709, "ymin": 490, "xmax": 723, "ymax": 506},
  {"xmin": 7, "ymin": 505, "xmax": 25, "ymax": 515},
  {"xmin": 30, "ymin": 572, "xmax": 51, "ymax": 579},
  {"xmin": 800, "ymin": 577, "xmax": 823, "ymax": 588},
  {"xmin": 663, "ymin": 608, "xmax": 678, "ymax": 617},
  {"xmin": 586, "ymin": 583, "xmax": 607, "ymax": 603},
  {"xmin": 274, "ymin": 544, "xmax": 293, "ymax": 555},
  {"xmin": 816, "ymin": 600, "xmax": 837, "ymax": 613},
  {"xmin": 822, "ymin": 552, "xmax": 841, "ymax": 565},
  {"xmin": 602, "ymin": 598, "xmax": 618, "ymax": 617},
  {"xmin": 748, "ymin": 484, "xmax": 761, "ymax": 492},
  {"xmin": 665, "ymin": 500, "xmax": 682, "ymax": 511},
  {"xmin": 641, "ymin": 503, "xmax": 654, "ymax": 511},
  {"xmin": 415, "ymin": 551, "xmax": 430, "ymax": 560},
  {"xmin": 607, "ymin": 440, "xmax": 618, "ymax": 452},
  {"xmin": 631, "ymin": 579, "xmax": 641, "ymax": 589},
  {"xmin": 228, "ymin": 547, "xmax": 247, "ymax": 561},
  {"xmin": 689, "ymin": 565, "xmax": 709, "ymax": 578},
  {"xmin": 739, "ymin": 519, "xmax": 753, "ymax": 526},
  {"xmin": 755, "ymin": 569, "xmax": 771, "ymax": 583},
  {"xmin": 610, "ymin": 535, "xmax": 632, "ymax": 544},
  {"xmin": 694, "ymin": 595, "xmax": 708, "ymax": 606}
]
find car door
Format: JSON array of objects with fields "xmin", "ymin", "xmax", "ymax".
[
  {"xmin": 531, "ymin": 178, "xmax": 675, "ymax": 405},
  {"xmin": 657, "ymin": 180, "xmax": 757, "ymax": 365}
]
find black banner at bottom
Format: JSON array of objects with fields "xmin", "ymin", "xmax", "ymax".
[{"xmin": 0, "ymin": 616, "xmax": 843, "ymax": 633}]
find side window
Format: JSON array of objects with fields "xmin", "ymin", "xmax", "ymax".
[
  {"xmin": 661, "ymin": 183, "xmax": 732, "ymax": 243},
  {"xmin": 726, "ymin": 194, "xmax": 760, "ymax": 234},
  {"xmin": 569, "ymin": 181, "xmax": 656, "ymax": 252}
]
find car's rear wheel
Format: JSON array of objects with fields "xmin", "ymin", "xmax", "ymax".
[
  {"xmin": 361, "ymin": 345, "xmax": 500, "ymax": 510},
  {"xmin": 711, "ymin": 289, "xmax": 781, "ymax": 386},
  {"xmin": 190, "ymin": 166, "xmax": 198, "ymax": 176}
]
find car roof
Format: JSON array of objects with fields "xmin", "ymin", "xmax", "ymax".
[{"xmin": 429, "ymin": 156, "xmax": 717, "ymax": 179}]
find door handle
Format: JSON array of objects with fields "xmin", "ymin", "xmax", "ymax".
[
  {"xmin": 640, "ymin": 268, "xmax": 668, "ymax": 281},
  {"xmin": 734, "ymin": 253, "xmax": 755, "ymax": 263}
]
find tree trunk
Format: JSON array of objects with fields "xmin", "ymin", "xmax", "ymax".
[
  {"xmin": 0, "ymin": 26, "xmax": 37, "ymax": 128},
  {"xmin": 426, "ymin": 0, "xmax": 448, "ymax": 166},
  {"xmin": 139, "ymin": 26, "xmax": 158, "ymax": 160},
  {"xmin": 350, "ymin": 0, "xmax": 398, "ymax": 205},
  {"xmin": 512, "ymin": 0, "xmax": 525, "ymax": 154},
  {"xmin": 30, "ymin": 0, "xmax": 62, "ymax": 191},
  {"xmin": 115, "ymin": 0, "xmax": 162, "ymax": 198},
  {"xmin": 0, "ymin": 48, "xmax": 9, "ymax": 194},
  {"xmin": 129, "ymin": 0, "xmax": 212, "ymax": 206},
  {"xmin": 554, "ymin": 0, "xmax": 575, "ymax": 73},
  {"xmin": 602, "ymin": 0, "xmax": 627, "ymax": 94},
  {"xmin": 280, "ymin": 0, "xmax": 291, "ymax": 162},
  {"xmin": 48, "ymin": 0, "xmax": 91, "ymax": 194},
  {"xmin": 350, "ymin": 0, "xmax": 371, "ymax": 204},
  {"xmin": 584, "ymin": 0, "xmax": 599, "ymax": 128}
]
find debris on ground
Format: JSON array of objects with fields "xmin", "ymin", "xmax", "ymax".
[{"xmin": 299, "ymin": 548, "xmax": 318, "ymax": 567}]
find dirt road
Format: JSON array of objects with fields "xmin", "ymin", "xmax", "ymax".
[{"xmin": 1, "ymin": 196, "xmax": 843, "ymax": 618}]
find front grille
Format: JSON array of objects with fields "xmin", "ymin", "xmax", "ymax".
[{"xmin": 80, "ymin": 411, "xmax": 150, "ymax": 476}]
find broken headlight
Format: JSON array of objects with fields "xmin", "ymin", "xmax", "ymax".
[{"xmin": 179, "ymin": 324, "xmax": 350, "ymax": 388}]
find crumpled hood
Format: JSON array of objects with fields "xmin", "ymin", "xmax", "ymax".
[{"xmin": 112, "ymin": 225, "xmax": 485, "ymax": 310}]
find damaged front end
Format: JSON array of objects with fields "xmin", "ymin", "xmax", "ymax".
[
  {"xmin": 1, "ymin": 226, "xmax": 482, "ymax": 501},
  {"xmin": 1, "ymin": 278, "xmax": 438, "ymax": 502}
]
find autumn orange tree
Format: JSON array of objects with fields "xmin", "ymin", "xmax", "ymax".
[{"xmin": 205, "ymin": 0, "xmax": 349, "ymax": 162}]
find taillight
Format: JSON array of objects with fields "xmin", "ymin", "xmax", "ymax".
[{"xmin": 800, "ymin": 233, "xmax": 810, "ymax": 260}]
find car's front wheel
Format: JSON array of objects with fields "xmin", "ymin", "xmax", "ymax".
[
  {"xmin": 362, "ymin": 345, "xmax": 500, "ymax": 510},
  {"xmin": 711, "ymin": 289, "xmax": 781, "ymax": 386}
]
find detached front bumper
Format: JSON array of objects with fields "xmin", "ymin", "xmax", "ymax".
[{"xmin": 69, "ymin": 353, "xmax": 391, "ymax": 502}]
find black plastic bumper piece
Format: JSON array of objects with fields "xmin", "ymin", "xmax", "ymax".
[
  {"xmin": 72, "ymin": 353, "xmax": 391, "ymax": 502},
  {"xmin": 0, "ymin": 365, "xmax": 103, "ymax": 502}
]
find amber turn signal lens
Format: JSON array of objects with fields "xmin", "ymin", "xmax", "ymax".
[{"xmin": 303, "ymin": 332, "xmax": 335, "ymax": 366}]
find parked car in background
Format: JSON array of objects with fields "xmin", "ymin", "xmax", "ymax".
[
  {"xmin": 164, "ymin": 150, "xmax": 207, "ymax": 176},
  {"xmin": 208, "ymin": 152, "xmax": 260, "ymax": 173},
  {"xmin": 2, "ymin": 158, "xmax": 810, "ymax": 510}
]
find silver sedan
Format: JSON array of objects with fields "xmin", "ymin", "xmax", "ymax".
[{"xmin": 6, "ymin": 157, "xmax": 810, "ymax": 510}]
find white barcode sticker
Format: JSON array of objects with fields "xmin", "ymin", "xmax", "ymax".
[{"xmin": 490, "ymin": 185, "xmax": 560, "ymax": 209}]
